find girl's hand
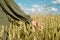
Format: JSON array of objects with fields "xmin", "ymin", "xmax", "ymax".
[
  {"xmin": 31, "ymin": 20, "xmax": 45, "ymax": 30},
  {"xmin": 31, "ymin": 20, "xmax": 38, "ymax": 27}
]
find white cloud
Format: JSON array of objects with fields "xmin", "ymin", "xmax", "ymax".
[
  {"xmin": 52, "ymin": 0, "xmax": 60, "ymax": 4},
  {"xmin": 17, "ymin": 3, "xmax": 58, "ymax": 14},
  {"xmin": 17, "ymin": 3, "xmax": 25, "ymax": 10},
  {"xmin": 32, "ymin": 4, "xmax": 40, "ymax": 8},
  {"xmin": 31, "ymin": 4, "xmax": 41, "ymax": 13},
  {"xmin": 51, "ymin": 7, "xmax": 58, "ymax": 11},
  {"xmin": 17, "ymin": 4, "xmax": 42, "ymax": 13}
]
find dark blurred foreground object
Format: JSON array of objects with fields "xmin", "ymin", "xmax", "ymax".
[
  {"xmin": 0, "ymin": 6, "xmax": 9, "ymax": 26},
  {"xmin": 0, "ymin": 0, "xmax": 32, "ymax": 26},
  {"xmin": 0, "ymin": 0, "xmax": 39, "ymax": 27}
]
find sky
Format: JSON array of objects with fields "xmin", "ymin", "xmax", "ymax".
[{"xmin": 14, "ymin": 0, "xmax": 60, "ymax": 14}]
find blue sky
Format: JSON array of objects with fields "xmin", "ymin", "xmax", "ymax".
[{"xmin": 14, "ymin": 0, "xmax": 60, "ymax": 14}]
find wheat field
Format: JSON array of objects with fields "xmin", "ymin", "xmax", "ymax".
[{"xmin": 0, "ymin": 14, "xmax": 60, "ymax": 40}]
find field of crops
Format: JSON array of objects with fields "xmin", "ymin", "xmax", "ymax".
[{"xmin": 0, "ymin": 14, "xmax": 60, "ymax": 40}]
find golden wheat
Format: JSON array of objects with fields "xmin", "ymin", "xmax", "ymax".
[{"xmin": 0, "ymin": 14, "xmax": 60, "ymax": 40}]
